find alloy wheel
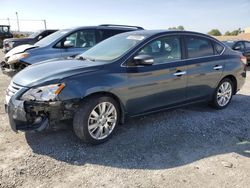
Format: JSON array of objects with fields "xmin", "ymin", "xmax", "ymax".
[
  {"xmin": 88, "ymin": 102, "xmax": 117, "ymax": 140},
  {"xmin": 216, "ymin": 81, "xmax": 232, "ymax": 107}
]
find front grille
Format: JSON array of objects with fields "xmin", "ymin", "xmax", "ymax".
[{"xmin": 6, "ymin": 82, "xmax": 23, "ymax": 98}]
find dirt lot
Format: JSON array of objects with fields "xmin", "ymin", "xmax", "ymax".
[{"xmin": 0, "ymin": 50, "xmax": 249, "ymax": 188}]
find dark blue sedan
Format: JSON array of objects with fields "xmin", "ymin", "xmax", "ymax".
[{"xmin": 6, "ymin": 30, "xmax": 247, "ymax": 144}]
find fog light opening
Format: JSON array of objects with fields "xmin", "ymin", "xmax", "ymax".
[{"xmin": 34, "ymin": 117, "xmax": 43, "ymax": 124}]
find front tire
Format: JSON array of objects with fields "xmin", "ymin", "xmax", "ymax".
[
  {"xmin": 211, "ymin": 78, "xmax": 234, "ymax": 109},
  {"xmin": 73, "ymin": 95, "xmax": 120, "ymax": 144}
]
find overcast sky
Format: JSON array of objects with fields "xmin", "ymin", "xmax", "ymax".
[{"xmin": 0, "ymin": 0, "xmax": 249, "ymax": 34}]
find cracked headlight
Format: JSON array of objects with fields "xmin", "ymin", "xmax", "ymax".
[
  {"xmin": 21, "ymin": 83, "xmax": 65, "ymax": 102},
  {"xmin": 7, "ymin": 52, "xmax": 29, "ymax": 64}
]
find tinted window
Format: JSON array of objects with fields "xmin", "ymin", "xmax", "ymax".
[
  {"xmin": 214, "ymin": 42, "xmax": 224, "ymax": 54},
  {"xmin": 138, "ymin": 36, "xmax": 181, "ymax": 64},
  {"xmin": 245, "ymin": 42, "xmax": 250, "ymax": 49},
  {"xmin": 100, "ymin": 29, "xmax": 127, "ymax": 40},
  {"xmin": 186, "ymin": 36, "xmax": 214, "ymax": 58},
  {"xmin": 234, "ymin": 42, "xmax": 244, "ymax": 50}
]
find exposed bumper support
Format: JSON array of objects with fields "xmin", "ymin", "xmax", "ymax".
[
  {"xmin": 1, "ymin": 61, "xmax": 29, "ymax": 77},
  {"xmin": 6, "ymin": 98, "xmax": 74, "ymax": 132}
]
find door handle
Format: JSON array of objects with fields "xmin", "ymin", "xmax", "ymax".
[
  {"xmin": 173, "ymin": 71, "xmax": 187, "ymax": 76},
  {"xmin": 213, "ymin": 65, "xmax": 223, "ymax": 70}
]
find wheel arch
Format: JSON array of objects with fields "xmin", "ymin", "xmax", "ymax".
[
  {"xmin": 220, "ymin": 75, "xmax": 237, "ymax": 95},
  {"xmin": 81, "ymin": 91, "xmax": 126, "ymax": 124}
]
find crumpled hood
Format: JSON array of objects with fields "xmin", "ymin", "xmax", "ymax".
[
  {"xmin": 12, "ymin": 59, "xmax": 103, "ymax": 87},
  {"xmin": 5, "ymin": 44, "xmax": 38, "ymax": 58}
]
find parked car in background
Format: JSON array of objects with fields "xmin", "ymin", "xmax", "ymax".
[
  {"xmin": 0, "ymin": 25, "xmax": 143, "ymax": 76},
  {"xmin": 2, "ymin": 29, "xmax": 58, "ymax": 53},
  {"xmin": 5, "ymin": 30, "xmax": 247, "ymax": 144},
  {"xmin": 222, "ymin": 40, "xmax": 250, "ymax": 65},
  {"xmin": 0, "ymin": 25, "xmax": 13, "ymax": 48}
]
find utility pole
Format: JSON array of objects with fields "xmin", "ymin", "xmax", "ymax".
[
  {"xmin": 7, "ymin": 17, "xmax": 10, "ymax": 26},
  {"xmin": 43, "ymin": 20, "xmax": 47, "ymax": 29},
  {"xmin": 15, "ymin": 12, "xmax": 20, "ymax": 32}
]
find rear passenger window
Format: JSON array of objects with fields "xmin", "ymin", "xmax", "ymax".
[
  {"xmin": 214, "ymin": 42, "xmax": 224, "ymax": 54},
  {"xmin": 100, "ymin": 29, "xmax": 125, "ymax": 41},
  {"xmin": 186, "ymin": 36, "xmax": 214, "ymax": 58}
]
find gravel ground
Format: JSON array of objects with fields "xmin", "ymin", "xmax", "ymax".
[{"xmin": 0, "ymin": 50, "xmax": 249, "ymax": 188}]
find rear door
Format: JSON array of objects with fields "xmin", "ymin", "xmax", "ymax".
[
  {"xmin": 124, "ymin": 35, "xmax": 187, "ymax": 115},
  {"xmin": 184, "ymin": 35, "xmax": 225, "ymax": 101}
]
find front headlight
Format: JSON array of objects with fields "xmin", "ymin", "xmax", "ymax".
[
  {"xmin": 21, "ymin": 83, "xmax": 65, "ymax": 102},
  {"xmin": 7, "ymin": 52, "xmax": 29, "ymax": 65},
  {"xmin": 8, "ymin": 41, "xmax": 15, "ymax": 48}
]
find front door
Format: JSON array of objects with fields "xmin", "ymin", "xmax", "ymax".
[
  {"xmin": 124, "ymin": 35, "xmax": 187, "ymax": 115},
  {"xmin": 59, "ymin": 29, "xmax": 97, "ymax": 58}
]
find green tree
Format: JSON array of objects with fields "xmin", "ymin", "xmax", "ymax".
[
  {"xmin": 224, "ymin": 31, "xmax": 231, "ymax": 36},
  {"xmin": 224, "ymin": 28, "xmax": 244, "ymax": 36},
  {"xmin": 168, "ymin": 25, "xmax": 185, "ymax": 31},
  {"xmin": 207, "ymin": 29, "xmax": 222, "ymax": 36},
  {"xmin": 177, "ymin": 25, "xmax": 185, "ymax": 31}
]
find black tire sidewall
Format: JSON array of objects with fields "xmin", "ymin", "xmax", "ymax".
[{"xmin": 73, "ymin": 95, "xmax": 120, "ymax": 144}]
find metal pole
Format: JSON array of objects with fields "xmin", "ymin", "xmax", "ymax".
[
  {"xmin": 7, "ymin": 17, "xmax": 10, "ymax": 26},
  {"xmin": 43, "ymin": 20, "xmax": 47, "ymax": 29},
  {"xmin": 15, "ymin": 12, "xmax": 20, "ymax": 32}
]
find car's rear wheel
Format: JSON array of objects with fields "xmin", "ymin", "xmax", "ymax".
[
  {"xmin": 211, "ymin": 78, "xmax": 233, "ymax": 109},
  {"xmin": 73, "ymin": 95, "xmax": 120, "ymax": 144}
]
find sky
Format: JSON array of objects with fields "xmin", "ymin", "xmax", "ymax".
[{"xmin": 0, "ymin": 0, "xmax": 250, "ymax": 34}]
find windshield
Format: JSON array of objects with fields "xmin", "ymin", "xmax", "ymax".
[
  {"xmin": 222, "ymin": 41, "xmax": 235, "ymax": 48},
  {"xmin": 35, "ymin": 29, "xmax": 70, "ymax": 47},
  {"xmin": 0, "ymin": 26, "xmax": 9, "ymax": 33},
  {"xmin": 79, "ymin": 33, "xmax": 147, "ymax": 61},
  {"xmin": 28, "ymin": 31, "xmax": 41, "ymax": 38}
]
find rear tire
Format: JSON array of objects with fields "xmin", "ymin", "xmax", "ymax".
[
  {"xmin": 210, "ymin": 78, "xmax": 234, "ymax": 109},
  {"xmin": 73, "ymin": 95, "xmax": 120, "ymax": 144}
]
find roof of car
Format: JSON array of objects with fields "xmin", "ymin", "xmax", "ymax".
[
  {"xmin": 65, "ymin": 25, "xmax": 144, "ymax": 31},
  {"xmin": 119, "ymin": 29, "xmax": 221, "ymax": 40}
]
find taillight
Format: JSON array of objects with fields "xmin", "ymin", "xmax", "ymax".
[{"xmin": 240, "ymin": 55, "xmax": 247, "ymax": 65}]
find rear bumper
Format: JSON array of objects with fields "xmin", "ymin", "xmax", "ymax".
[{"xmin": 5, "ymin": 98, "xmax": 71, "ymax": 132}]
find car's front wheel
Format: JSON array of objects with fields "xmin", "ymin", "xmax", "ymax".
[
  {"xmin": 73, "ymin": 95, "xmax": 120, "ymax": 144},
  {"xmin": 211, "ymin": 78, "xmax": 234, "ymax": 109}
]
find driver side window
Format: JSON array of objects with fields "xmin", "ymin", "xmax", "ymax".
[
  {"xmin": 56, "ymin": 30, "xmax": 96, "ymax": 48},
  {"xmin": 138, "ymin": 36, "xmax": 181, "ymax": 64}
]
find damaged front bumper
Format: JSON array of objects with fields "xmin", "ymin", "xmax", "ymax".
[
  {"xmin": 1, "ymin": 61, "xmax": 29, "ymax": 77},
  {"xmin": 6, "ymin": 98, "xmax": 73, "ymax": 132},
  {"xmin": 1, "ymin": 61, "xmax": 17, "ymax": 77}
]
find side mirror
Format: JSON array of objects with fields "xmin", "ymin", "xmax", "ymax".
[
  {"xmin": 234, "ymin": 46, "xmax": 241, "ymax": 51},
  {"xmin": 64, "ymin": 41, "xmax": 74, "ymax": 48},
  {"xmin": 133, "ymin": 54, "xmax": 154, "ymax": 66}
]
